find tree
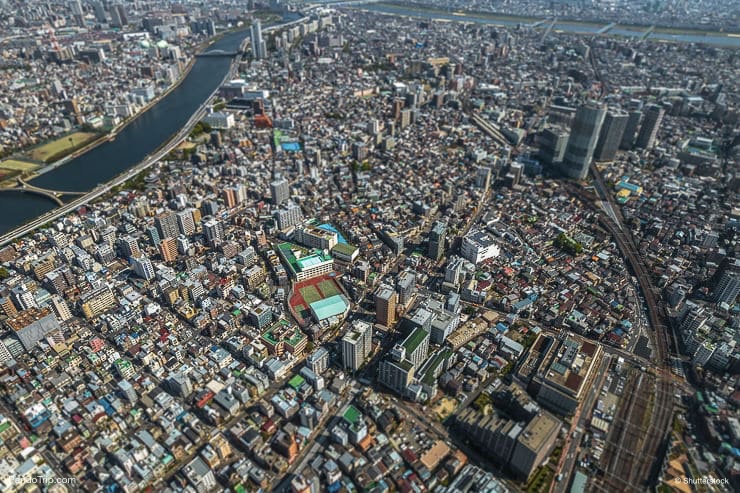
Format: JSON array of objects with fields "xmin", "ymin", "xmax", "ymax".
[{"xmin": 0, "ymin": 267, "xmax": 9, "ymax": 280}]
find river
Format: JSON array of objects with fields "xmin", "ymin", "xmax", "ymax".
[
  {"xmin": 0, "ymin": 15, "xmax": 299, "ymax": 234},
  {"xmin": 356, "ymin": 4, "xmax": 740, "ymax": 47}
]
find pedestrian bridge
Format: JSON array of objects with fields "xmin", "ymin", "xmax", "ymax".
[{"xmin": 0, "ymin": 177, "xmax": 86, "ymax": 206}]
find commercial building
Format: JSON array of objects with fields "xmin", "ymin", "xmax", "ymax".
[
  {"xmin": 526, "ymin": 334, "xmax": 603, "ymax": 415},
  {"xmin": 509, "ymin": 412, "xmax": 560, "ymax": 479},
  {"xmin": 461, "ymin": 230, "xmax": 500, "ymax": 264},
  {"xmin": 560, "ymin": 103, "xmax": 606, "ymax": 180},
  {"xmin": 5, "ymin": 308, "xmax": 62, "ymax": 350},
  {"xmin": 620, "ymin": 109, "xmax": 642, "ymax": 150}
]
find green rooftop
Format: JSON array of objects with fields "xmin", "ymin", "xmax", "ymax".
[
  {"xmin": 403, "ymin": 327, "xmax": 429, "ymax": 355},
  {"xmin": 331, "ymin": 242, "xmax": 358, "ymax": 257},
  {"xmin": 343, "ymin": 405, "xmax": 361, "ymax": 426},
  {"xmin": 288, "ymin": 374, "xmax": 305, "ymax": 390}
]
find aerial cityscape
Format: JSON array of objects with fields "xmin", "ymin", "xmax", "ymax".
[{"xmin": 0, "ymin": 1, "xmax": 737, "ymax": 492}]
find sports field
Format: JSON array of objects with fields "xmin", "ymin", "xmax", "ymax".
[
  {"xmin": 29, "ymin": 132, "xmax": 99, "ymax": 162},
  {"xmin": 289, "ymin": 274, "xmax": 344, "ymax": 325}
]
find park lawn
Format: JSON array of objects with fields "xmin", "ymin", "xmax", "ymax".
[
  {"xmin": 317, "ymin": 279, "xmax": 340, "ymax": 298},
  {"xmin": 299, "ymin": 285, "xmax": 322, "ymax": 305},
  {"xmin": 0, "ymin": 159, "xmax": 41, "ymax": 172},
  {"xmin": 29, "ymin": 132, "xmax": 99, "ymax": 162}
]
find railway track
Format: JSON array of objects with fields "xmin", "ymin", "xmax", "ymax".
[{"xmin": 563, "ymin": 175, "xmax": 675, "ymax": 491}]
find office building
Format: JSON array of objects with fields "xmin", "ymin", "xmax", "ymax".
[
  {"xmin": 561, "ymin": 103, "xmax": 606, "ymax": 179},
  {"xmin": 131, "ymin": 255, "xmax": 155, "ymax": 281},
  {"xmin": 594, "ymin": 108, "xmax": 628, "ymax": 162},
  {"xmin": 155, "ymin": 212, "xmax": 179, "ymax": 240},
  {"xmin": 93, "ymin": 2, "xmax": 107, "ymax": 23},
  {"xmin": 250, "ymin": 19, "xmax": 267, "ymax": 59},
  {"xmin": 341, "ymin": 320, "xmax": 373, "ymax": 370},
  {"xmin": 270, "ymin": 178, "xmax": 290, "ymax": 206},
  {"xmin": 274, "ymin": 202, "xmax": 303, "ymax": 230},
  {"xmin": 509, "ymin": 412, "xmax": 560, "ymax": 479},
  {"xmin": 375, "ymin": 284, "xmax": 397, "ymax": 327},
  {"xmin": 428, "ymin": 221, "xmax": 447, "ymax": 261},
  {"xmin": 110, "ymin": 4, "xmax": 128, "ymax": 27},
  {"xmin": 620, "ymin": 109, "xmax": 642, "ymax": 150},
  {"xmin": 635, "ymin": 104, "xmax": 665, "ymax": 149},
  {"xmin": 538, "ymin": 126, "xmax": 569, "ymax": 166},
  {"xmin": 525, "ymin": 334, "xmax": 603, "ymax": 415}
]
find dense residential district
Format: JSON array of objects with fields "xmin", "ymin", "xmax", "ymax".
[{"xmin": 0, "ymin": 1, "xmax": 738, "ymax": 493}]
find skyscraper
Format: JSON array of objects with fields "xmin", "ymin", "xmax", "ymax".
[
  {"xmin": 341, "ymin": 320, "xmax": 373, "ymax": 370},
  {"xmin": 561, "ymin": 103, "xmax": 606, "ymax": 180},
  {"xmin": 594, "ymin": 108, "xmax": 628, "ymax": 162},
  {"xmin": 110, "ymin": 4, "xmax": 128, "ymax": 27},
  {"xmin": 374, "ymin": 284, "xmax": 397, "ymax": 327},
  {"xmin": 635, "ymin": 104, "xmax": 665, "ymax": 150},
  {"xmin": 270, "ymin": 178, "xmax": 290, "ymax": 206},
  {"xmin": 538, "ymin": 126, "xmax": 569, "ymax": 166},
  {"xmin": 428, "ymin": 221, "xmax": 447, "ymax": 261},
  {"xmin": 250, "ymin": 19, "xmax": 267, "ymax": 59},
  {"xmin": 620, "ymin": 110, "xmax": 642, "ymax": 150}
]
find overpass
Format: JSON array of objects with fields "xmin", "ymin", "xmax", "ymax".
[
  {"xmin": 0, "ymin": 177, "xmax": 87, "ymax": 206},
  {"xmin": 196, "ymin": 49, "xmax": 240, "ymax": 57}
]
